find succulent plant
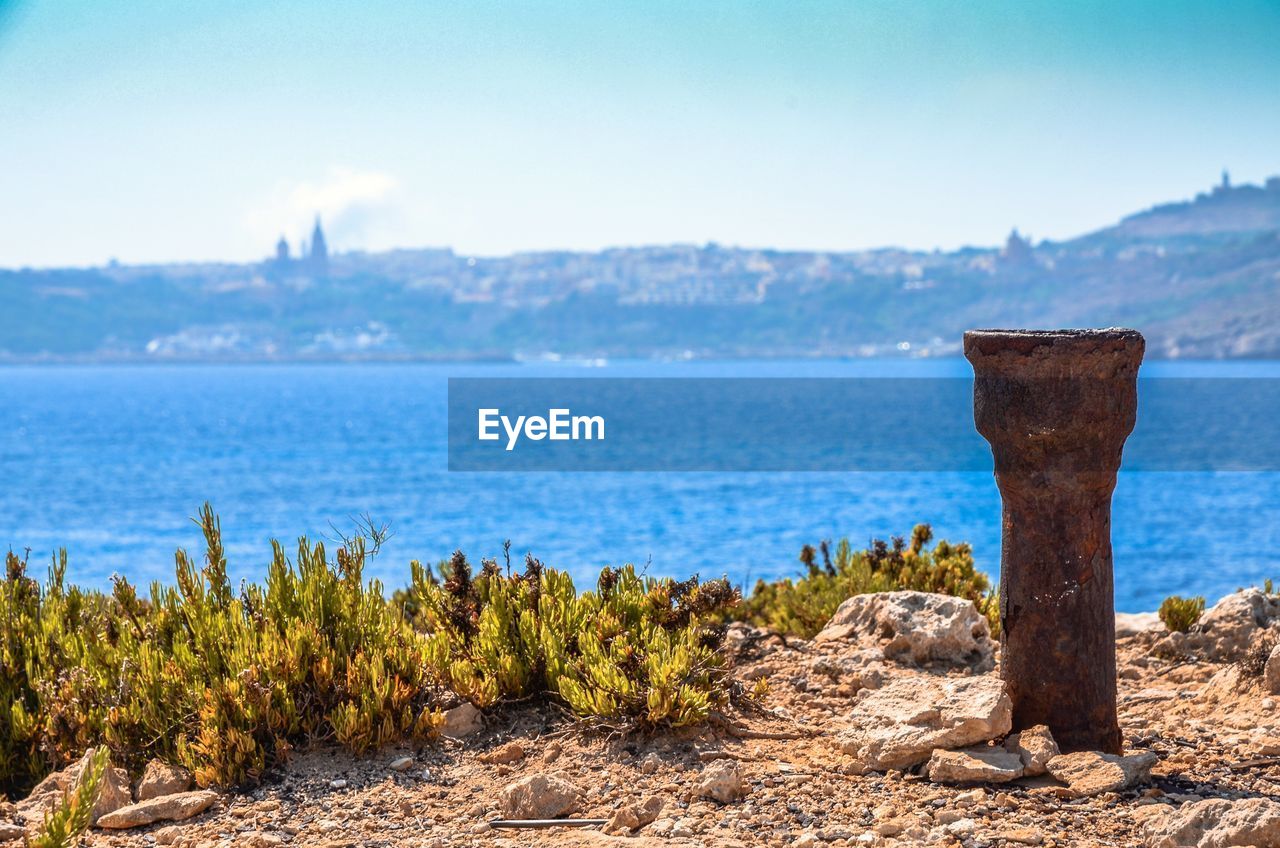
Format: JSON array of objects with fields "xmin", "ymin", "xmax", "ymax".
[
  {"xmin": 735, "ymin": 524, "xmax": 993, "ymax": 638},
  {"xmin": 2, "ymin": 505, "xmax": 741, "ymax": 795},
  {"xmin": 1158, "ymin": 594, "xmax": 1206, "ymax": 633}
]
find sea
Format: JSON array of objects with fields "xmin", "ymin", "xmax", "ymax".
[{"xmin": 1, "ymin": 358, "xmax": 1277, "ymax": 613}]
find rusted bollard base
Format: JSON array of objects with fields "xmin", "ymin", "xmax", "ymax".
[{"xmin": 965, "ymin": 328, "xmax": 1144, "ymax": 755}]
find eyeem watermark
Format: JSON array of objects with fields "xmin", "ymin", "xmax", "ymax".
[
  {"xmin": 478, "ymin": 407, "xmax": 605, "ymax": 451},
  {"xmin": 449, "ymin": 377, "xmax": 1280, "ymax": 471}
]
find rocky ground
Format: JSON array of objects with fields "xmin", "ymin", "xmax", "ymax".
[{"xmin": 7, "ymin": 588, "xmax": 1280, "ymax": 848}]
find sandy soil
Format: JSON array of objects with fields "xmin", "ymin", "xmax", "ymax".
[{"xmin": 50, "ymin": 623, "xmax": 1278, "ymax": 848}]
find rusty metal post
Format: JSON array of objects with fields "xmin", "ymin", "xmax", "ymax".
[{"xmin": 964, "ymin": 328, "xmax": 1144, "ymax": 754}]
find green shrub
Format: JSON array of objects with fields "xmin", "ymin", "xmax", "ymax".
[
  {"xmin": 1, "ymin": 549, "xmax": 46, "ymax": 800},
  {"xmin": 735, "ymin": 525, "xmax": 993, "ymax": 638},
  {"xmin": 1158, "ymin": 594, "xmax": 1206, "ymax": 633},
  {"xmin": 978, "ymin": 588, "xmax": 1001, "ymax": 639},
  {"xmin": 2, "ymin": 506, "xmax": 444, "ymax": 793},
  {"xmin": 400, "ymin": 552, "xmax": 740, "ymax": 727},
  {"xmin": 26, "ymin": 747, "xmax": 109, "ymax": 848},
  {"xmin": 1, "ymin": 506, "xmax": 741, "ymax": 796}
]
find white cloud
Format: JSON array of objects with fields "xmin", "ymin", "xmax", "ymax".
[{"xmin": 244, "ymin": 167, "xmax": 404, "ymax": 255}]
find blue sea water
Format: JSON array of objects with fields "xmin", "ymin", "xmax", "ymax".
[{"xmin": 1, "ymin": 359, "xmax": 1277, "ymax": 612}]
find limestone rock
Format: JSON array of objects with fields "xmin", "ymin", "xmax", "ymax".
[
  {"xmin": 499, "ymin": 774, "xmax": 583, "ymax": 819},
  {"xmin": 137, "ymin": 759, "xmax": 193, "ymax": 801},
  {"xmin": 442, "ymin": 702, "xmax": 483, "ymax": 738},
  {"xmin": 95, "ymin": 790, "xmax": 219, "ymax": 829},
  {"xmin": 808, "ymin": 652, "xmax": 887, "ymax": 691},
  {"xmin": 0, "ymin": 822, "xmax": 25, "ymax": 841},
  {"xmin": 697, "ymin": 761, "xmax": 746, "ymax": 803},
  {"xmin": 478, "ymin": 741, "xmax": 526, "ymax": 764},
  {"xmin": 815, "ymin": 591, "xmax": 995, "ymax": 670},
  {"xmin": 837, "ymin": 674, "xmax": 1012, "ymax": 772},
  {"xmin": 1045, "ymin": 750, "xmax": 1158, "ymax": 797},
  {"xmin": 605, "ymin": 796, "xmax": 663, "ymax": 833},
  {"xmin": 1116, "ymin": 612, "xmax": 1164, "ymax": 638},
  {"xmin": 16, "ymin": 748, "xmax": 132, "ymax": 825},
  {"xmin": 1143, "ymin": 797, "xmax": 1280, "ymax": 848},
  {"xmin": 1156, "ymin": 589, "xmax": 1280, "ymax": 662},
  {"xmin": 1201, "ymin": 665, "xmax": 1245, "ymax": 705},
  {"xmin": 153, "ymin": 825, "xmax": 183, "ymax": 845},
  {"xmin": 96, "ymin": 765, "xmax": 134, "ymax": 822},
  {"xmin": 1003, "ymin": 725, "xmax": 1059, "ymax": 777},
  {"xmin": 1265, "ymin": 643, "xmax": 1280, "ymax": 695},
  {"xmin": 927, "ymin": 746, "xmax": 1024, "ymax": 784}
]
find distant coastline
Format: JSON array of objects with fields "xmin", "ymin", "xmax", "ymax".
[{"xmin": 2, "ymin": 174, "xmax": 1278, "ymax": 363}]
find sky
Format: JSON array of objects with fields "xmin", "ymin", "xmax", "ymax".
[{"xmin": 0, "ymin": 0, "xmax": 1278, "ymax": 268}]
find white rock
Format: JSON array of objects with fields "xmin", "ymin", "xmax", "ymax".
[
  {"xmin": 837, "ymin": 674, "xmax": 1012, "ymax": 772},
  {"xmin": 0, "ymin": 822, "xmax": 25, "ymax": 841},
  {"xmin": 1202, "ymin": 665, "xmax": 1245, "ymax": 704},
  {"xmin": 809, "ymin": 652, "xmax": 888, "ymax": 691},
  {"xmin": 1157, "ymin": 589, "xmax": 1280, "ymax": 662},
  {"xmin": 16, "ymin": 748, "xmax": 132, "ymax": 825},
  {"xmin": 137, "ymin": 759, "xmax": 193, "ymax": 801},
  {"xmin": 697, "ymin": 760, "xmax": 746, "ymax": 803},
  {"xmin": 389, "ymin": 756, "xmax": 414, "ymax": 772},
  {"xmin": 997, "ymin": 828, "xmax": 1044, "ymax": 845},
  {"xmin": 1143, "ymin": 797, "xmax": 1280, "ymax": 847},
  {"xmin": 499, "ymin": 773, "xmax": 583, "ymax": 819},
  {"xmin": 153, "ymin": 825, "xmax": 183, "ymax": 845},
  {"xmin": 96, "ymin": 790, "xmax": 219, "ymax": 829},
  {"xmin": 1002, "ymin": 725, "xmax": 1060, "ymax": 777},
  {"xmin": 1265, "ymin": 643, "xmax": 1280, "ymax": 695},
  {"xmin": 1045, "ymin": 750, "xmax": 1158, "ymax": 797},
  {"xmin": 442, "ymin": 702, "xmax": 483, "ymax": 738},
  {"xmin": 927, "ymin": 746, "xmax": 1023, "ymax": 784},
  {"xmin": 815, "ymin": 591, "xmax": 995, "ymax": 669},
  {"xmin": 1115, "ymin": 611, "xmax": 1164, "ymax": 638},
  {"xmin": 604, "ymin": 796, "xmax": 663, "ymax": 834}
]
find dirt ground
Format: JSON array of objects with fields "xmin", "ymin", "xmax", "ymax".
[{"xmin": 55, "ymin": 621, "xmax": 1279, "ymax": 848}]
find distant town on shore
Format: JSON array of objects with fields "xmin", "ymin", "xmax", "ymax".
[{"xmin": 3, "ymin": 173, "xmax": 1279, "ymax": 363}]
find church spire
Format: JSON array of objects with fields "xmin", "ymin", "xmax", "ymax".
[{"xmin": 308, "ymin": 215, "xmax": 329, "ymax": 275}]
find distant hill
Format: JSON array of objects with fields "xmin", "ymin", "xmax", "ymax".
[
  {"xmin": 1110, "ymin": 174, "xmax": 1280, "ymax": 239},
  {"xmin": 2, "ymin": 176, "xmax": 1278, "ymax": 362}
]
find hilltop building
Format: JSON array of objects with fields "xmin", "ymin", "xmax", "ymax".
[
  {"xmin": 1001, "ymin": 228, "xmax": 1035, "ymax": 265},
  {"xmin": 308, "ymin": 216, "xmax": 328, "ymax": 275},
  {"xmin": 1213, "ymin": 169, "xmax": 1232, "ymax": 195},
  {"xmin": 267, "ymin": 216, "xmax": 329, "ymax": 276},
  {"xmin": 1111, "ymin": 171, "xmax": 1280, "ymax": 238}
]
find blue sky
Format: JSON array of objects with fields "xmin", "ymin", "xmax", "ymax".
[{"xmin": 1, "ymin": 0, "xmax": 1277, "ymax": 267}]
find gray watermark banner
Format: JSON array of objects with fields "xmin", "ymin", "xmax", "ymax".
[{"xmin": 447, "ymin": 377, "xmax": 1280, "ymax": 471}]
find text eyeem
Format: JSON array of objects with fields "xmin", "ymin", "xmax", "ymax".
[{"xmin": 477, "ymin": 408, "xmax": 605, "ymax": 451}]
